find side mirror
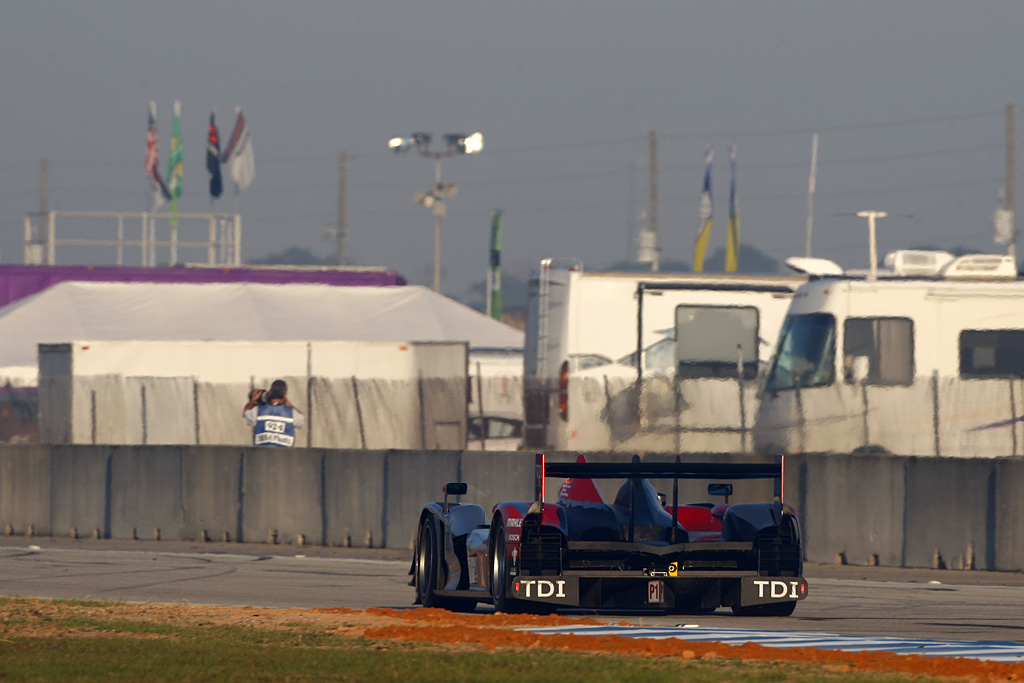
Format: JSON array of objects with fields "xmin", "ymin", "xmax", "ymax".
[
  {"xmin": 443, "ymin": 482, "xmax": 467, "ymax": 515},
  {"xmin": 708, "ymin": 483, "xmax": 733, "ymax": 497},
  {"xmin": 444, "ymin": 483, "xmax": 468, "ymax": 496}
]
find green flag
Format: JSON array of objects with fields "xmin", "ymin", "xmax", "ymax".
[
  {"xmin": 166, "ymin": 100, "xmax": 183, "ymax": 225},
  {"xmin": 487, "ymin": 210, "xmax": 502, "ymax": 321}
]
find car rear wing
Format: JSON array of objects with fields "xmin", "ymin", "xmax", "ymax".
[
  {"xmin": 534, "ymin": 453, "xmax": 785, "ymax": 543},
  {"xmin": 540, "ymin": 457, "xmax": 783, "ymax": 482}
]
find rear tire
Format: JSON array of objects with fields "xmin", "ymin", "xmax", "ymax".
[
  {"xmin": 490, "ymin": 516, "xmax": 525, "ymax": 613},
  {"xmin": 731, "ymin": 601, "xmax": 797, "ymax": 617},
  {"xmin": 416, "ymin": 519, "xmax": 477, "ymax": 613}
]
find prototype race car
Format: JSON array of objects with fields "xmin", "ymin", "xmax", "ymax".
[{"xmin": 411, "ymin": 454, "xmax": 807, "ymax": 615}]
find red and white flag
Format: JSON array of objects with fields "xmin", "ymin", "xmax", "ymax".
[
  {"xmin": 145, "ymin": 101, "xmax": 171, "ymax": 211},
  {"xmin": 222, "ymin": 106, "xmax": 255, "ymax": 193}
]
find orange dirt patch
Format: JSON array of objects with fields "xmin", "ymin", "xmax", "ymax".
[{"xmin": 3, "ymin": 601, "xmax": 1020, "ymax": 681}]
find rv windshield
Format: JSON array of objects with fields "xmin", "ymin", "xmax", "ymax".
[{"xmin": 765, "ymin": 313, "xmax": 836, "ymax": 391}]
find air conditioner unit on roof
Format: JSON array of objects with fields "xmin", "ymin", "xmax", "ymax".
[
  {"xmin": 883, "ymin": 250, "xmax": 954, "ymax": 277},
  {"xmin": 941, "ymin": 254, "xmax": 1018, "ymax": 279}
]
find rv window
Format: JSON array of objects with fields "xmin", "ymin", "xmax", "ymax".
[
  {"xmin": 764, "ymin": 313, "xmax": 836, "ymax": 391},
  {"xmin": 843, "ymin": 318, "xmax": 914, "ymax": 385},
  {"xmin": 960, "ymin": 330, "xmax": 1024, "ymax": 378},
  {"xmin": 674, "ymin": 304, "xmax": 759, "ymax": 379}
]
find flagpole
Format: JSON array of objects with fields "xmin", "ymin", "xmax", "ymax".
[{"xmin": 806, "ymin": 133, "xmax": 819, "ymax": 258}]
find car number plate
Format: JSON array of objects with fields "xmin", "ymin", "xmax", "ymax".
[{"xmin": 647, "ymin": 579, "xmax": 666, "ymax": 604}]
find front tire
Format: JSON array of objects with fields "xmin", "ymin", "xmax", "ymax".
[
  {"xmin": 416, "ymin": 519, "xmax": 477, "ymax": 613},
  {"xmin": 490, "ymin": 516, "xmax": 525, "ymax": 613},
  {"xmin": 416, "ymin": 520, "xmax": 442, "ymax": 608}
]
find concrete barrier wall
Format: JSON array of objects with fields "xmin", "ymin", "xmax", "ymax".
[
  {"xmin": 791, "ymin": 453, "xmax": 906, "ymax": 568},
  {"xmin": 786, "ymin": 453, "xmax": 1024, "ymax": 572},
  {"xmin": 3, "ymin": 445, "xmax": 1024, "ymax": 573},
  {"xmin": 108, "ymin": 446, "xmax": 184, "ymax": 541},
  {"xmin": 994, "ymin": 458, "xmax": 1024, "ymax": 572},
  {"xmin": 50, "ymin": 445, "xmax": 109, "ymax": 538},
  {"xmin": 0, "ymin": 444, "xmax": 51, "ymax": 535},
  {"xmin": 324, "ymin": 450, "xmax": 388, "ymax": 548},
  {"xmin": 902, "ymin": 457, "xmax": 995, "ymax": 570},
  {"xmin": 182, "ymin": 446, "xmax": 244, "ymax": 542}
]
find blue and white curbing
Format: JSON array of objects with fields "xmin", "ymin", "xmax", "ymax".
[{"xmin": 524, "ymin": 624, "xmax": 1024, "ymax": 663}]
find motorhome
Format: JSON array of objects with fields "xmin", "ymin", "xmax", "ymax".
[
  {"xmin": 524, "ymin": 259, "xmax": 805, "ymax": 454},
  {"xmin": 753, "ymin": 251, "xmax": 1024, "ymax": 458}
]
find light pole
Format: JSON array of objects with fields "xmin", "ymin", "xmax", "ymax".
[{"xmin": 389, "ymin": 132, "xmax": 484, "ymax": 292}]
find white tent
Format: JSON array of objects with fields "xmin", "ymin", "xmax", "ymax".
[{"xmin": 0, "ymin": 281, "xmax": 524, "ymax": 379}]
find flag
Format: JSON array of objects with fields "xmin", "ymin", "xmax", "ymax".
[
  {"xmin": 725, "ymin": 144, "xmax": 740, "ymax": 272},
  {"xmin": 166, "ymin": 100, "xmax": 183, "ymax": 225},
  {"xmin": 222, "ymin": 106, "xmax": 255, "ymax": 192},
  {"xmin": 145, "ymin": 101, "xmax": 170, "ymax": 211},
  {"xmin": 693, "ymin": 146, "xmax": 713, "ymax": 272},
  {"xmin": 207, "ymin": 109, "xmax": 223, "ymax": 200},
  {"xmin": 487, "ymin": 210, "xmax": 503, "ymax": 321}
]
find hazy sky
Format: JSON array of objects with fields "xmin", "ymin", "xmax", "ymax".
[{"xmin": 3, "ymin": 2, "xmax": 1023, "ymax": 303}]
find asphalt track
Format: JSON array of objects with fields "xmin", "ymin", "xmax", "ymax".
[{"xmin": 2, "ymin": 537, "xmax": 1023, "ymax": 660}]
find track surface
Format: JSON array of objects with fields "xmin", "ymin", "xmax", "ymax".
[{"xmin": 2, "ymin": 537, "xmax": 1023, "ymax": 652}]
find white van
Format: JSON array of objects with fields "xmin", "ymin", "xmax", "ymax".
[
  {"xmin": 753, "ymin": 251, "xmax": 1024, "ymax": 457},
  {"xmin": 524, "ymin": 260, "xmax": 804, "ymax": 454}
]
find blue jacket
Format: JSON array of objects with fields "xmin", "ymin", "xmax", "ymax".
[{"xmin": 252, "ymin": 402, "xmax": 298, "ymax": 447}]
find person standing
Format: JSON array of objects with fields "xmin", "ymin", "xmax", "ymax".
[{"xmin": 243, "ymin": 379, "xmax": 305, "ymax": 447}]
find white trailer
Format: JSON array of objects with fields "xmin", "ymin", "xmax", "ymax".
[
  {"xmin": 524, "ymin": 260, "xmax": 805, "ymax": 453},
  {"xmin": 753, "ymin": 252, "xmax": 1024, "ymax": 457}
]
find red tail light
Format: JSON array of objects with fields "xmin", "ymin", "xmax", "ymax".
[{"xmin": 558, "ymin": 360, "xmax": 569, "ymax": 421}]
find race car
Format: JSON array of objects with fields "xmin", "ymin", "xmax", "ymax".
[{"xmin": 411, "ymin": 454, "xmax": 807, "ymax": 615}]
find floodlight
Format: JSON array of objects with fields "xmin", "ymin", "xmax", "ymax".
[
  {"xmin": 388, "ymin": 137, "xmax": 408, "ymax": 153},
  {"xmin": 462, "ymin": 132, "xmax": 484, "ymax": 154}
]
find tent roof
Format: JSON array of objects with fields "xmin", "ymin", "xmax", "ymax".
[{"xmin": 0, "ymin": 281, "xmax": 523, "ymax": 368}]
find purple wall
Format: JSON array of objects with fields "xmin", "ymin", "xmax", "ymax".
[{"xmin": 0, "ymin": 264, "xmax": 407, "ymax": 310}]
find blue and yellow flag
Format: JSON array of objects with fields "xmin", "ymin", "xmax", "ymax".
[
  {"xmin": 725, "ymin": 144, "xmax": 740, "ymax": 272},
  {"xmin": 487, "ymin": 210, "xmax": 503, "ymax": 321},
  {"xmin": 693, "ymin": 146, "xmax": 713, "ymax": 272},
  {"xmin": 166, "ymin": 100, "xmax": 183, "ymax": 225}
]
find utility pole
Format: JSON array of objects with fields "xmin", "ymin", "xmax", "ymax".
[
  {"xmin": 1007, "ymin": 104, "xmax": 1016, "ymax": 263},
  {"xmin": 336, "ymin": 152, "xmax": 347, "ymax": 266},
  {"xmin": 648, "ymin": 131, "xmax": 659, "ymax": 271}
]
